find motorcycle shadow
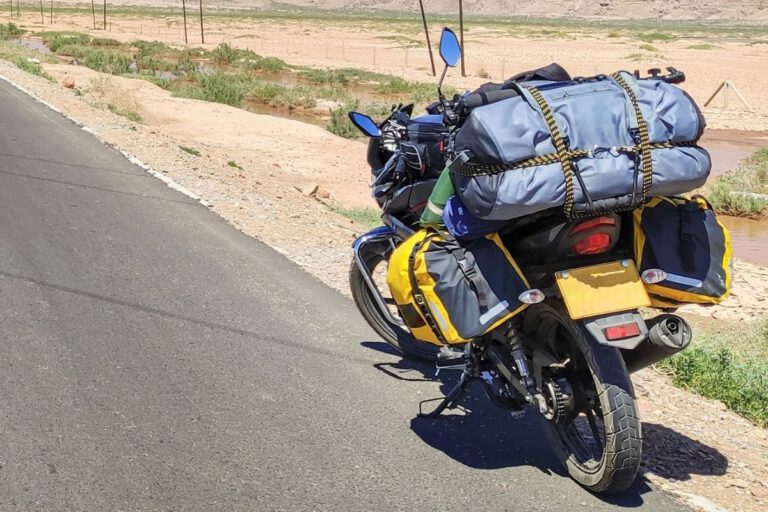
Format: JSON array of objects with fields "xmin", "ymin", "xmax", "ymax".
[
  {"xmin": 642, "ymin": 422, "xmax": 728, "ymax": 480},
  {"xmin": 362, "ymin": 341, "xmax": 728, "ymax": 506}
]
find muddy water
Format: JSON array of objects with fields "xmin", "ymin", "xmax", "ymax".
[
  {"xmin": 720, "ymin": 216, "xmax": 768, "ymax": 267},
  {"xmin": 700, "ymin": 130, "xmax": 768, "ymax": 266},
  {"xmin": 701, "ymin": 129, "xmax": 768, "ymax": 177}
]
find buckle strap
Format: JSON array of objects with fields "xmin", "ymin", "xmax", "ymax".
[
  {"xmin": 611, "ymin": 72, "xmax": 653, "ymax": 203},
  {"xmin": 453, "ymin": 140, "xmax": 695, "ymax": 177},
  {"xmin": 522, "ymin": 84, "xmax": 577, "ymax": 218}
]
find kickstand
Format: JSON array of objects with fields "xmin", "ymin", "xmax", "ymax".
[{"xmin": 418, "ymin": 371, "xmax": 472, "ymax": 418}]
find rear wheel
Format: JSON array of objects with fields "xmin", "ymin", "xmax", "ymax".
[
  {"xmin": 524, "ymin": 303, "xmax": 642, "ymax": 494},
  {"xmin": 349, "ymin": 242, "xmax": 439, "ymax": 362}
]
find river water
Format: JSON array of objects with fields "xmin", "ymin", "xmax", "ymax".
[{"xmin": 702, "ymin": 130, "xmax": 768, "ymax": 267}]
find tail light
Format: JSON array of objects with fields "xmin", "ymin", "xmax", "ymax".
[
  {"xmin": 568, "ymin": 216, "xmax": 617, "ymax": 256},
  {"xmin": 604, "ymin": 322, "xmax": 641, "ymax": 341},
  {"xmin": 569, "ymin": 216, "xmax": 616, "ymax": 235},
  {"xmin": 573, "ymin": 233, "xmax": 611, "ymax": 255}
]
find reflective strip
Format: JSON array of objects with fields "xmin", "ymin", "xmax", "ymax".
[
  {"xmin": 664, "ymin": 273, "xmax": 703, "ymax": 288},
  {"xmin": 426, "ymin": 200, "xmax": 444, "ymax": 217},
  {"xmin": 479, "ymin": 300, "xmax": 510, "ymax": 325},
  {"xmin": 428, "ymin": 298, "xmax": 451, "ymax": 334}
]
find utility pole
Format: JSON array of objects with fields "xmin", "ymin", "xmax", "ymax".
[
  {"xmin": 198, "ymin": 0, "xmax": 204, "ymax": 44},
  {"xmin": 182, "ymin": 0, "xmax": 188, "ymax": 43},
  {"xmin": 103, "ymin": 0, "xmax": 107, "ymax": 30},
  {"xmin": 39, "ymin": 1, "xmax": 44, "ymax": 24},
  {"xmin": 417, "ymin": 0, "xmax": 435, "ymax": 76},
  {"xmin": 50, "ymin": 0, "xmax": 53, "ymax": 24},
  {"xmin": 91, "ymin": 0, "xmax": 96, "ymax": 29}
]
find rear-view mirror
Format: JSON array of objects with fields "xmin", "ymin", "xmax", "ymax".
[
  {"xmin": 348, "ymin": 112, "xmax": 382, "ymax": 138},
  {"xmin": 439, "ymin": 28, "xmax": 461, "ymax": 68}
]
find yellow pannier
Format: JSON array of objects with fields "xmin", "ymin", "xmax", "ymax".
[
  {"xmin": 634, "ymin": 196, "xmax": 732, "ymax": 305},
  {"xmin": 386, "ymin": 230, "xmax": 530, "ymax": 346}
]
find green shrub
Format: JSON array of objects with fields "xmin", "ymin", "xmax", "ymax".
[
  {"xmin": 179, "ymin": 145, "xmax": 201, "ymax": 157},
  {"xmin": 639, "ymin": 32, "xmax": 676, "ymax": 43},
  {"xmin": 90, "ymin": 38, "xmax": 121, "ymax": 47},
  {"xmin": 707, "ymin": 148, "xmax": 768, "ymax": 218},
  {"xmin": 639, "ymin": 43, "xmax": 659, "ymax": 52},
  {"xmin": 41, "ymin": 32, "xmax": 91, "ymax": 52},
  {"xmin": 0, "ymin": 22, "xmax": 23, "ymax": 40},
  {"xmin": 14, "ymin": 57, "xmax": 54, "ymax": 81},
  {"xmin": 687, "ymin": 43, "xmax": 716, "ymax": 50},
  {"xmin": 327, "ymin": 100, "xmax": 361, "ymax": 139},
  {"xmin": 657, "ymin": 318, "xmax": 768, "ymax": 427},
  {"xmin": 327, "ymin": 204, "xmax": 382, "ymax": 227}
]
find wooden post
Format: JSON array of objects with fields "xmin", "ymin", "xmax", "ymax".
[
  {"xmin": 418, "ymin": 0, "xmax": 436, "ymax": 76},
  {"xmin": 15, "ymin": 0, "xmax": 19, "ymax": 19},
  {"xmin": 103, "ymin": 0, "xmax": 106, "ymax": 30},
  {"xmin": 91, "ymin": 0, "xmax": 95, "ymax": 29},
  {"xmin": 459, "ymin": 0, "xmax": 466, "ymax": 77},
  {"xmin": 50, "ymin": 0, "xmax": 53, "ymax": 24},
  {"xmin": 198, "ymin": 0, "xmax": 204, "ymax": 44},
  {"xmin": 182, "ymin": 0, "xmax": 188, "ymax": 44},
  {"xmin": 704, "ymin": 80, "xmax": 754, "ymax": 112},
  {"xmin": 39, "ymin": 0, "xmax": 44, "ymax": 24}
]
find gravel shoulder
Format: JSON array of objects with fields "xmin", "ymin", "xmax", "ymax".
[{"xmin": 1, "ymin": 57, "xmax": 766, "ymax": 511}]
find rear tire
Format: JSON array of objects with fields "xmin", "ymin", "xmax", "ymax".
[
  {"xmin": 524, "ymin": 302, "xmax": 642, "ymax": 494},
  {"xmin": 349, "ymin": 246, "xmax": 438, "ymax": 362}
]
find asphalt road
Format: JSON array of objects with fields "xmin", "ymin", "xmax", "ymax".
[{"xmin": 0, "ymin": 79, "xmax": 691, "ymax": 511}]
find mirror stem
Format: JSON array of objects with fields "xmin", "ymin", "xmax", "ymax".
[{"xmin": 437, "ymin": 64, "xmax": 448, "ymax": 102}]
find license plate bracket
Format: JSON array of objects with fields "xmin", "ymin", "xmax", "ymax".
[{"xmin": 555, "ymin": 260, "xmax": 651, "ymax": 320}]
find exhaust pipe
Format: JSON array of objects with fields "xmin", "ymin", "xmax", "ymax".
[{"xmin": 621, "ymin": 314, "xmax": 692, "ymax": 373}]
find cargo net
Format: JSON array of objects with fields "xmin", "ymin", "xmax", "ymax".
[{"xmin": 454, "ymin": 73, "xmax": 697, "ymax": 219}]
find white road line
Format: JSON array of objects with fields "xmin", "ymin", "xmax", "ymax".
[{"xmin": 0, "ymin": 72, "xmax": 212, "ymax": 207}]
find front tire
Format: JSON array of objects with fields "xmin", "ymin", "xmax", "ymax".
[
  {"xmin": 349, "ymin": 245, "xmax": 438, "ymax": 362},
  {"xmin": 524, "ymin": 302, "xmax": 642, "ymax": 494}
]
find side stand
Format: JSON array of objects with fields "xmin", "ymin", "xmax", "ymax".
[{"xmin": 418, "ymin": 370, "xmax": 472, "ymax": 418}]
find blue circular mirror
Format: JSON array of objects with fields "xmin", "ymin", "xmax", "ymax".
[
  {"xmin": 348, "ymin": 112, "xmax": 382, "ymax": 138},
  {"xmin": 439, "ymin": 28, "xmax": 461, "ymax": 68}
]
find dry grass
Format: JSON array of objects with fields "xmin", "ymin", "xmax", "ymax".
[{"xmin": 87, "ymin": 75, "xmax": 144, "ymax": 123}]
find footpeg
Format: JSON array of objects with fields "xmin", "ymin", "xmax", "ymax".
[{"xmin": 435, "ymin": 346, "xmax": 468, "ymax": 376}]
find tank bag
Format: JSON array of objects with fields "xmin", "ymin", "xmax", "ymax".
[
  {"xmin": 386, "ymin": 230, "xmax": 530, "ymax": 345},
  {"xmin": 633, "ymin": 196, "xmax": 732, "ymax": 304}
]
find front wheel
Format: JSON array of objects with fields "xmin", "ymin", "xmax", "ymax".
[
  {"xmin": 349, "ymin": 243, "xmax": 439, "ymax": 362},
  {"xmin": 524, "ymin": 303, "xmax": 642, "ymax": 494}
]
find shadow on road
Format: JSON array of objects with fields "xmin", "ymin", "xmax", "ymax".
[
  {"xmin": 361, "ymin": 341, "xmax": 727, "ymax": 508},
  {"xmin": 642, "ymin": 422, "xmax": 728, "ymax": 480}
]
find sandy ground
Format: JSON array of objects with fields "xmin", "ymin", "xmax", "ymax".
[
  {"xmin": 10, "ymin": 9, "xmax": 768, "ymax": 131},
  {"xmin": 0, "ymin": 10, "xmax": 766, "ymax": 511}
]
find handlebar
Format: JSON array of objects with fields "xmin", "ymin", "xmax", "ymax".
[{"xmin": 459, "ymin": 89, "xmax": 520, "ymax": 109}]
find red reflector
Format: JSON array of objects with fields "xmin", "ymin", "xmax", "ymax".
[
  {"xmin": 604, "ymin": 323, "xmax": 641, "ymax": 341},
  {"xmin": 573, "ymin": 233, "xmax": 611, "ymax": 255},
  {"xmin": 569, "ymin": 216, "xmax": 616, "ymax": 235}
]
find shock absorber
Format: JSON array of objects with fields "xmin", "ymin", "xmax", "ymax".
[{"xmin": 506, "ymin": 326, "xmax": 536, "ymax": 393}]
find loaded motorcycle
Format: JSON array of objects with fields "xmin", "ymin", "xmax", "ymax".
[{"xmin": 349, "ymin": 28, "xmax": 701, "ymax": 494}]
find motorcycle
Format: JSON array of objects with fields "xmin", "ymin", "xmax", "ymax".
[{"xmin": 348, "ymin": 28, "xmax": 692, "ymax": 494}]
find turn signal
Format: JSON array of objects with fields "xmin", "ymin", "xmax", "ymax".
[
  {"xmin": 642, "ymin": 269, "xmax": 668, "ymax": 284},
  {"xmin": 519, "ymin": 289, "xmax": 546, "ymax": 304},
  {"xmin": 604, "ymin": 322, "xmax": 641, "ymax": 341}
]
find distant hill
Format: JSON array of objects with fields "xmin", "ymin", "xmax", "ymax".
[{"xmin": 99, "ymin": 1, "xmax": 768, "ymax": 21}]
